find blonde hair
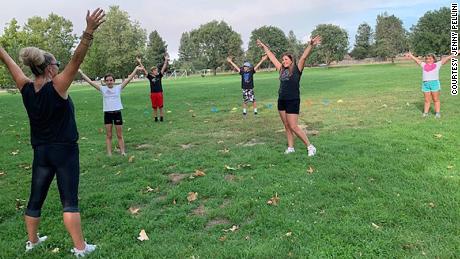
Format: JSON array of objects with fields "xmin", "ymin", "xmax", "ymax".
[{"xmin": 19, "ymin": 47, "xmax": 54, "ymax": 76}]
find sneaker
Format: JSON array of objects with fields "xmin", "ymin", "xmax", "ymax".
[
  {"xmin": 25, "ymin": 234, "xmax": 48, "ymax": 252},
  {"xmin": 435, "ymin": 113, "xmax": 441, "ymax": 119},
  {"xmin": 160, "ymin": 116, "xmax": 164, "ymax": 122},
  {"xmin": 71, "ymin": 243, "xmax": 97, "ymax": 257},
  {"xmin": 422, "ymin": 113, "xmax": 428, "ymax": 117},
  {"xmin": 254, "ymin": 112, "xmax": 258, "ymax": 115},
  {"xmin": 284, "ymin": 147, "xmax": 295, "ymax": 154},
  {"xmin": 307, "ymin": 144, "xmax": 316, "ymax": 157}
]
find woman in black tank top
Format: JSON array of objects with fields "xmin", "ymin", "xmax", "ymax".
[
  {"xmin": 0, "ymin": 9, "xmax": 105, "ymax": 257},
  {"xmin": 257, "ymin": 36, "xmax": 321, "ymax": 157}
]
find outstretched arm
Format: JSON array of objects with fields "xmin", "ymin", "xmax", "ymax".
[
  {"xmin": 441, "ymin": 54, "xmax": 456, "ymax": 65},
  {"xmin": 256, "ymin": 39, "xmax": 281, "ymax": 70},
  {"xmin": 78, "ymin": 69, "xmax": 101, "ymax": 91},
  {"xmin": 53, "ymin": 8, "xmax": 105, "ymax": 98},
  {"xmin": 160, "ymin": 53, "xmax": 169, "ymax": 75},
  {"xmin": 254, "ymin": 55, "xmax": 268, "ymax": 71},
  {"xmin": 298, "ymin": 35, "xmax": 321, "ymax": 72},
  {"xmin": 0, "ymin": 47, "xmax": 30, "ymax": 90},
  {"xmin": 226, "ymin": 57, "xmax": 240, "ymax": 72},
  {"xmin": 120, "ymin": 66, "xmax": 142, "ymax": 89},
  {"xmin": 404, "ymin": 51, "xmax": 422, "ymax": 65},
  {"xmin": 136, "ymin": 57, "xmax": 149, "ymax": 75}
]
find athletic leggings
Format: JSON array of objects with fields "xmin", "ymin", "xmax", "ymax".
[{"xmin": 26, "ymin": 143, "xmax": 80, "ymax": 217}]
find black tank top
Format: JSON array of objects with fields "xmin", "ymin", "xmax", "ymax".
[{"xmin": 21, "ymin": 81, "xmax": 79, "ymax": 147}]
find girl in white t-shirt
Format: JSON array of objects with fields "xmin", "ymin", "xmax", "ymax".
[
  {"xmin": 405, "ymin": 52, "xmax": 454, "ymax": 118},
  {"xmin": 79, "ymin": 66, "xmax": 141, "ymax": 156}
]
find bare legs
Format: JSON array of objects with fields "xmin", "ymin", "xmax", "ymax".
[
  {"xmin": 423, "ymin": 91, "xmax": 441, "ymax": 114},
  {"xmin": 279, "ymin": 111, "xmax": 310, "ymax": 148},
  {"xmin": 106, "ymin": 124, "xmax": 125, "ymax": 155}
]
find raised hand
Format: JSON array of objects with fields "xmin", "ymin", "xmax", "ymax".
[
  {"xmin": 85, "ymin": 8, "xmax": 105, "ymax": 34},
  {"xmin": 135, "ymin": 65, "xmax": 143, "ymax": 71},
  {"xmin": 256, "ymin": 39, "xmax": 266, "ymax": 49},
  {"xmin": 262, "ymin": 55, "xmax": 268, "ymax": 61},
  {"xmin": 310, "ymin": 35, "xmax": 322, "ymax": 46},
  {"xmin": 136, "ymin": 57, "xmax": 142, "ymax": 64}
]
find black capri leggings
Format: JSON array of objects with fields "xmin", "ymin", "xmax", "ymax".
[{"xmin": 26, "ymin": 144, "xmax": 80, "ymax": 217}]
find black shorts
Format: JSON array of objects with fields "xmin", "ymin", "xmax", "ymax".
[
  {"xmin": 278, "ymin": 99, "xmax": 300, "ymax": 114},
  {"xmin": 104, "ymin": 111, "xmax": 123, "ymax": 125}
]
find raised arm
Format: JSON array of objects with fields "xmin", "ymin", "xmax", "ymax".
[
  {"xmin": 254, "ymin": 55, "xmax": 268, "ymax": 71},
  {"xmin": 226, "ymin": 57, "xmax": 240, "ymax": 72},
  {"xmin": 0, "ymin": 47, "xmax": 30, "ymax": 90},
  {"xmin": 256, "ymin": 39, "xmax": 281, "ymax": 70},
  {"xmin": 120, "ymin": 66, "xmax": 142, "ymax": 89},
  {"xmin": 53, "ymin": 9, "xmax": 105, "ymax": 98},
  {"xmin": 441, "ymin": 54, "xmax": 456, "ymax": 65},
  {"xmin": 298, "ymin": 35, "xmax": 321, "ymax": 72},
  {"xmin": 404, "ymin": 51, "xmax": 422, "ymax": 65},
  {"xmin": 160, "ymin": 53, "xmax": 169, "ymax": 75},
  {"xmin": 136, "ymin": 57, "xmax": 149, "ymax": 75},
  {"xmin": 78, "ymin": 68, "xmax": 100, "ymax": 91}
]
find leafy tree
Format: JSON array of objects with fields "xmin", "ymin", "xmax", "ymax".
[
  {"xmin": 307, "ymin": 24, "xmax": 349, "ymax": 65},
  {"xmin": 286, "ymin": 30, "xmax": 304, "ymax": 60},
  {"xmin": 410, "ymin": 7, "xmax": 450, "ymax": 55},
  {"xmin": 82, "ymin": 6, "xmax": 146, "ymax": 79},
  {"xmin": 351, "ymin": 23, "xmax": 372, "ymax": 59},
  {"xmin": 178, "ymin": 20, "xmax": 243, "ymax": 74},
  {"xmin": 144, "ymin": 30, "xmax": 167, "ymax": 70},
  {"xmin": 247, "ymin": 26, "xmax": 288, "ymax": 67},
  {"xmin": 374, "ymin": 12, "xmax": 408, "ymax": 62}
]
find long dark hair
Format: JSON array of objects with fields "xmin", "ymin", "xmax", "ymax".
[{"xmin": 279, "ymin": 52, "xmax": 296, "ymax": 78}]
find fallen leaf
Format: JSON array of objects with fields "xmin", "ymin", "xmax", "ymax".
[
  {"xmin": 285, "ymin": 232, "xmax": 292, "ymax": 237},
  {"xmin": 15, "ymin": 198, "xmax": 26, "ymax": 210},
  {"xmin": 0, "ymin": 171, "xmax": 5, "ymax": 177},
  {"xmin": 128, "ymin": 155, "xmax": 135, "ymax": 163},
  {"xmin": 187, "ymin": 192, "xmax": 198, "ymax": 203},
  {"xmin": 225, "ymin": 165, "xmax": 237, "ymax": 171},
  {"xmin": 223, "ymin": 225, "xmax": 239, "ymax": 232},
  {"xmin": 219, "ymin": 236, "xmax": 227, "ymax": 242},
  {"xmin": 245, "ymin": 236, "xmax": 250, "ymax": 240},
  {"xmin": 188, "ymin": 109, "xmax": 194, "ymax": 112},
  {"xmin": 129, "ymin": 206, "xmax": 140, "ymax": 215},
  {"xmin": 337, "ymin": 99, "xmax": 344, "ymax": 103},
  {"xmin": 98, "ymin": 128, "xmax": 104, "ymax": 133},
  {"xmin": 267, "ymin": 193, "xmax": 280, "ymax": 206},
  {"xmin": 193, "ymin": 170, "xmax": 206, "ymax": 177},
  {"xmin": 428, "ymin": 202, "xmax": 436, "ymax": 208},
  {"xmin": 238, "ymin": 164, "xmax": 251, "ymax": 169},
  {"xmin": 115, "ymin": 171, "xmax": 122, "ymax": 175},
  {"xmin": 217, "ymin": 140, "xmax": 224, "ymax": 144},
  {"xmin": 307, "ymin": 166, "xmax": 315, "ymax": 174},
  {"xmin": 137, "ymin": 229, "xmax": 149, "ymax": 241},
  {"xmin": 447, "ymin": 165, "xmax": 454, "ymax": 169},
  {"xmin": 81, "ymin": 137, "xmax": 88, "ymax": 140},
  {"xmin": 128, "ymin": 128, "xmax": 132, "ymax": 132},
  {"xmin": 51, "ymin": 247, "xmax": 60, "ymax": 253},
  {"xmin": 173, "ymin": 199, "xmax": 176, "ymax": 205},
  {"xmin": 11, "ymin": 150, "xmax": 19, "ymax": 156},
  {"xmin": 371, "ymin": 222, "xmax": 381, "ymax": 229},
  {"xmin": 145, "ymin": 186, "xmax": 154, "ymax": 193},
  {"xmin": 433, "ymin": 134, "xmax": 442, "ymax": 139},
  {"xmin": 167, "ymin": 110, "xmax": 172, "ymax": 113}
]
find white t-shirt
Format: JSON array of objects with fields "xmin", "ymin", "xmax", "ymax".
[
  {"xmin": 100, "ymin": 85, "xmax": 123, "ymax": 112},
  {"xmin": 421, "ymin": 61, "xmax": 442, "ymax": 81}
]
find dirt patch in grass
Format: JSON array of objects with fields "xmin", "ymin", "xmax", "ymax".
[
  {"xmin": 205, "ymin": 218, "xmax": 231, "ymax": 229},
  {"xmin": 219, "ymin": 199, "xmax": 231, "ymax": 208},
  {"xmin": 224, "ymin": 174, "xmax": 236, "ymax": 182},
  {"xmin": 237, "ymin": 138, "xmax": 265, "ymax": 147},
  {"xmin": 168, "ymin": 173, "xmax": 189, "ymax": 184},
  {"xmin": 136, "ymin": 143, "xmax": 153, "ymax": 150},
  {"xmin": 180, "ymin": 143, "xmax": 194, "ymax": 149},
  {"xmin": 192, "ymin": 204, "xmax": 206, "ymax": 216}
]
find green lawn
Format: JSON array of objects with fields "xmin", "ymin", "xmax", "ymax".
[{"xmin": 0, "ymin": 63, "xmax": 459, "ymax": 258}]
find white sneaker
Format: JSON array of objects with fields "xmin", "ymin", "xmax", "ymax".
[
  {"xmin": 422, "ymin": 113, "xmax": 429, "ymax": 117},
  {"xmin": 25, "ymin": 234, "xmax": 48, "ymax": 251},
  {"xmin": 71, "ymin": 243, "xmax": 97, "ymax": 257},
  {"xmin": 284, "ymin": 147, "xmax": 295, "ymax": 154},
  {"xmin": 307, "ymin": 144, "xmax": 316, "ymax": 157},
  {"xmin": 435, "ymin": 113, "xmax": 441, "ymax": 119}
]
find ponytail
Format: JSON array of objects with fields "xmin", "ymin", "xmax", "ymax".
[{"xmin": 19, "ymin": 47, "xmax": 53, "ymax": 76}]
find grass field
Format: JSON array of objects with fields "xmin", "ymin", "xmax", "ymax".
[{"xmin": 0, "ymin": 63, "xmax": 459, "ymax": 258}]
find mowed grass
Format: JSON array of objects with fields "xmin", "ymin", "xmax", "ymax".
[{"xmin": 0, "ymin": 63, "xmax": 459, "ymax": 258}]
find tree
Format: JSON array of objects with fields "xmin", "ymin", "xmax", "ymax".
[
  {"xmin": 410, "ymin": 7, "xmax": 450, "ymax": 55},
  {"xmin": 0, "ymin": 15, "xmax": 76, "ymax": 87},
  {"xmin": 247, "ymin": 26, "xmax": 288, "ymax": 67},
  {"xmin": 82, "ymin": 6, "xmax": 146, "ymax": 79},
  {"xmin": 350, "ymin": 23, "xmax": 373, "ymax": 59},
  {"xmin": 286, "ymin": 30, "xmax": 304, "ymax": 60},
  {"xmin": 374, "ymin": 13, "xmax": 408, "ymax": 62},
  {"xmin": 307, "ymin": 24, "xmax": 349, "ymax": 65},
  {"xmin": 144, "ymin": 30, "xmax": 167, "ymax": 70},
  {"xmin": 177, "ymin": 20, "xmax": 243, "ymax": 74}
]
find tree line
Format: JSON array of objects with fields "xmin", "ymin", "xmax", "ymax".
[{"xmin": 0, "ymin": 5, "xmax": 451, "ymax": 87}]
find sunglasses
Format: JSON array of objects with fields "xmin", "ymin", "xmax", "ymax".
[{"xmin": 50, "ymin": 61, "xmax": 61, "ymax": 68}]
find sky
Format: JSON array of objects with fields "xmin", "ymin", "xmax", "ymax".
[{"xmin": 0, "ymin": 0, "xmax": 452, "ymax": 59}]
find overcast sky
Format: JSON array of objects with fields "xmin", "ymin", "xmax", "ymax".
[{"xmin": 0, "ymin": 0, "xmax": 451, "ymax": 59}]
